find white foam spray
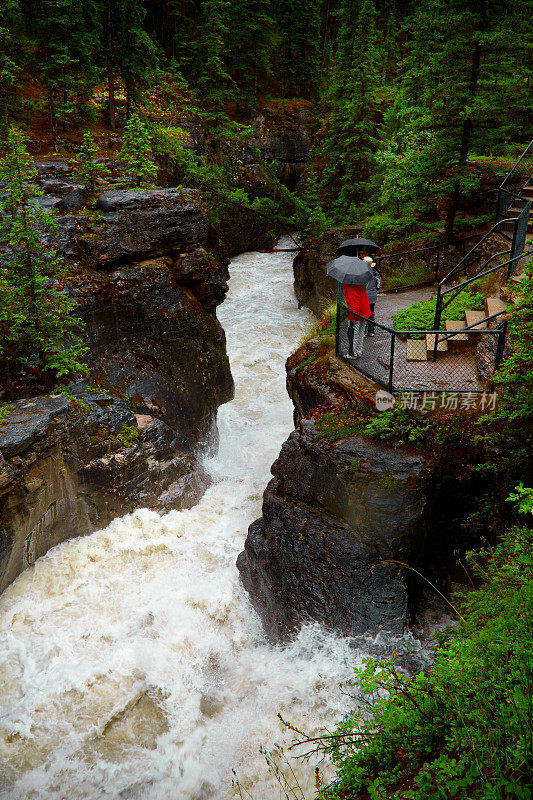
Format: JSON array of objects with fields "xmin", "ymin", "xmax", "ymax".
[{"xmin": 0, "ymin": 241, "xmax": 391, "ymax": 799}]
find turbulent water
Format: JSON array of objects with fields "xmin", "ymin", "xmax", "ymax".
[{"xmin": 0, "ymin": 241, "xmax": 394, "ymax": 799}]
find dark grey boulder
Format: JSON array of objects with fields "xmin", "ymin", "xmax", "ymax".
[
  {"xmin": 55, "ymin": 187, "xmax": 88, "ymax": 212},
  {"xmin": 81, "ymin": 188, "xmax": 211, "ymax": 267}
]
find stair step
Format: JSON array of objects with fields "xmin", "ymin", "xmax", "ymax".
[
  {"xmin": 426, "ymin": 333, "xmax": 448, "ymax": 352},
  {"xmin": 511, "ymin": 272, "xmax": 528, "ymax": 284},
  {"xmin": 406, "ymin": 339, "xmax": 428, "ymax": 361},
  {"xmin": 445, "ymin": 320, "xmax": 468, "ymax": 341},
  {"xmin": 485, "ymin": 297, "xmax": 506, "ymax": 317},
  {"xmin": 521, "ymin": 186, "xmax": 533, "ymax": 199},
  {"xmin": 464, "ymin": 310, "xmax": 486, "ymax": 330}
]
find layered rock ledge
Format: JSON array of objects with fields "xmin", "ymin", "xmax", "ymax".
[{"xmin": 0, "ymin": 393, "xmax": 207, "ymax": 593}]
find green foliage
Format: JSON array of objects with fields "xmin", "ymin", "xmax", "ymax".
[
  {"xmin": 275, "ymin": 0, "xmax": 322, "ymax": 99},
  {"xmin": 392, "ymin": 285, "xmax": 485, "ymax": 337},
  {"xmin": 0, "ymin": 126, "xmax": 88, "ymax": 388},
  {"xmin": 120, "ymin": 113, "xmax": 157, "ymax": 186},
  {"xmin": 77, "ymin": 130, "xmax": 109, "ymax": 194},
  {"xmin": 319, "ymin": 0, "xmax": 382, "ymax": 222},
  {"xmin": 116, "ymin": 423, "xmax": 139, "ymax": 447},
  {"xmin": 493, "ymin": 264, "xmax": 533, "ymax": 421},
  {"xmin": 0, "ymin": 403, "xmax": 15, "ymax": 428},
  {"xmin": 313, "ymin": 399, "xmax": 429, "ymax": 447},
  {"xmin": 316, "ymin": 524, "xmax": 533, "ymax": 800},
  {"xmin": 24, "ymin": 0, "xmax": 101, "ymax": 146},
  {"xmin": 506, "ymin": 483, "xmax": 533, "ymax": 516}
]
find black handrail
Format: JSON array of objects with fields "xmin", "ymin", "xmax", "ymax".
[
  {"xmin": 438, "ymin": 217, "xmax": 519, "ymax": 286},
  {"xmin": 498, "ymin": 139, "xmax": 533, "ymax": 191},
  {"xmin": 376, "ymin": 231, "xmax": 482, "ymax": 264}
]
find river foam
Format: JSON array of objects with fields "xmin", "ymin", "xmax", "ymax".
[{"xmin": 0, "ymin": 241, "xmax": 384, "ymax": 799}]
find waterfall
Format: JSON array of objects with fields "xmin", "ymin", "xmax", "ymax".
[{"xmin": 0, "ymin": 241, "xmax": 400, "ymax": 799}]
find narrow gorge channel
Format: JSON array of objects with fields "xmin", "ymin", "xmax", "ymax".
[{"xmin": 1, "ymin": 241, "xmax": 418, "ymax": 800}]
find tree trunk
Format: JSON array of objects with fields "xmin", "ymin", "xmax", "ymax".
[
  {"xmin": 48, "ymin": 85, "xmax": 57, "ymax": 152},
  {"xmin": 445, "ymin": 39, "xmax": 481, "ymax": 243},
  {"xmin": 125, "ymin": 72, "xmax": 132, "ymax": 119},
  {"xmin": 106, "ymin": 0, "xmax": 116, "ymax": 131}
]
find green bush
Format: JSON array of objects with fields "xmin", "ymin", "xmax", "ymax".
[
  {"xmin": 392, "ymin": 285, "xmax": 485, "ymax": 337},
  {"xmin": 116, "ymin": 424, "xmax": 140, "ymax": 448},
  {"xmin": 363, "ymin": 212, "xmax": 415, "ymax": 245},
  {"xmin": 315, "ymin": 523, "xmax": 533, "ymax": 800},
  {"xmin": 493, "ymin": 263, "xmax": 533, "ymax": 421}
]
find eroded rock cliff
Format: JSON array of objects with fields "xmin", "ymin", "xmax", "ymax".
[
  {"xmin": 0, "ymin": 393, "xmax": 207, "ymax": 593},
  {"xmin": 237, "ymin": 419, "xmax": 432, "ymax": 640}
]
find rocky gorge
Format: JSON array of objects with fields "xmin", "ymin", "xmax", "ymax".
[{"xmin": 1, "ymin": 171, "xmax": 237, "ymax": 592}]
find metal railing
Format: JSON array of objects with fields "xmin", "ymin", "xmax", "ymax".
[
  {"xmin": 497, "ymin": 138, "xmax": 533, "ymax": 223},
  {"xmin": 335, "ymin": 291, "xmax": 507, "ymax": 394},
  {"xmin": 432, "ymin": 205, "xmax": 531, "ymax": 331},
  {"xmin": 374, "ymin": 232, "xmax": 485, "ymax": 292}
]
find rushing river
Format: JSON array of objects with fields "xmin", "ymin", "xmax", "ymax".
[{"xmin": 1, "ymin": 242, "xmax": 387, "ymax": 799}]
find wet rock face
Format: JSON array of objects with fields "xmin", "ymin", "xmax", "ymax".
[
  {"xmin": 74, "ymin": 263, "xmax": 234, "ymax": 447},
  {"xmin": 237, "ymin": 420, "xmax": 432, "ymax": 641},
  {"xmin": 80, "ymin": 189, "xmax": 212, "ymax": 267},
  {"xmin": 293, "ymin": 226, "xmax": 364, "ymax": 315},
  {"xmin": 0, "ymin": 394, "xmax": 209, "ymax": 593}
]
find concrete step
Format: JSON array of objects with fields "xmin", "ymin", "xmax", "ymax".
[
  {"xmin": 485, "ymin": 296, "xmax": 506, "ymax": 317},
  {"xmin": 501, "ymin": 219, "xmax": 533, "ymax": 233},
  {"xmin": 511, "ymin": 272, "xmax": 528, "ymax": 283},
  {"xmin": 508, "ymin": 206, "xmax": 530, "ymax": 215},
  {"xmin": 406, "ymin": 339, "xmax": 427, "ymax": 361},
  {"xmin": 522, "ymin": 186, "xmax": 533, "ymax": 199},
  {"xmin": 426, "ymin": 333, "xmax": 448, "ymax": 353},
  {"xmin": 464, "ymin": 309, "xmax": 486, "ymax": 330},
  {"xmin": 445, "ymin": 320, "xmax": 468, "ymax": 341}
]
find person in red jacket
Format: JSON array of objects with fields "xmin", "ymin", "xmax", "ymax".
[{"xmin": 342, "ymin": 282, "xmax": 371, "ymax": 358}]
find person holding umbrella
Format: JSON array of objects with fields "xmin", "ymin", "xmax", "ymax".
[
  {"xmin": 362, "ymin": 254, "xmax": 381, "ymax": 336},
  {"xmin": 342, "ymin": 280, "xmax": 371, "ymax": 358},
  {"xmin": 326, "ymin": 254, "xmax": 374, "ymax": 359}
]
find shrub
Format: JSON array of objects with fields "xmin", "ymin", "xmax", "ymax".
[
  {"xmin": 392, "ymin": 285, "xmax": 485, "ymax": 337},
  {"xmin": 313, "ymin": 523, "xmax": 533, "ymax": 800},
  {"xmin": 116, "ymin": 424, "xmax": 140, "ymax": 448},
  {"xmin": 493, "ymin": 262, "xmax": 533, "ymax": 420}
]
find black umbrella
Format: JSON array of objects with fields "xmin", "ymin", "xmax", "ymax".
[
  {"xmin": 326, "ymin": 255, "xmax": 373, "ymax": 285},
  {"xmin": 337, "ymin": 237, "xmax": 379, "ymax": 256}
]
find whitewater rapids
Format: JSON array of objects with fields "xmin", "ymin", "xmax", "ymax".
[{"xmin": 0, "ymin": 241, "xmax": 380, "ymax": 799}]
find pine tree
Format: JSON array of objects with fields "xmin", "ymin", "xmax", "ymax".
[
  {"xmin": 0, "ymin": 127, "xmax": 87, "ymax": 387},
  {"xmin": 395, "ymin": 0, "xmax": 533, "ymax": 240},
  {"xmin": 195, "ymin": 0, "xmax": 234, "ymax": 120},
  {"xmin": 320, "ymin": 0, "xmax": 382, "ymax": 221},
  {"xmin": 77, "ymin": 131, "xmax": 109, "ymax": 195},
  {"xmin": 0, "ymin": 1, "xmax": 22, "ymax": 131},
  {"xmin": 227, "ymin": 0, "xmax": 275, "ymax": 108},
  {"xmin": 275, "ymin": 0, "xmax": 322, "ymax": 99},
  {"xmin": 98, "ymin": 0, "xmax": 159, "ymax": 128},
  {"xmin": 22, "ymin": 0, "xmax": 100, "ymax": 148},
  {"xmin": 120, "ymin": 113, "xmax": 157, "ymax": 186}
]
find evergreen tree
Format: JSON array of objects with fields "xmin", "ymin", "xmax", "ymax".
[
  {"xmin": 77, "ymin": 131, "xmax": 109, "ymax": 195},
  {"xmin": 320, "ymin": 0, "xmax": 382, "ymax": 221},
  {"xmin": 0, "ymin": 0, "xmax": 22, "ymax": 130},
  {"xmin": 99, "ymin": 0, "xmax": 159, "ymax": 128},
  {"xmin": 395, "ymin": 0, "xmax": 533, "ymax": 239},
  {"xmin": 120, "ymin": 113, "xmax": 157, "ymax": 185},
  {"xmin": 227, "ymin": 0, "xmax": 275, "ymax": 108},
  {"xmin": 0, "ymin": 127, "xmax": 87, "ymax": 386},
  {"xmin": 195, "ymin": 0, "xmax": 234, "ymax": 118},
  {"xmin": 275, "ymin": 0, "xmax": 322, "ymax": 98},
  {"xmin": 23, "ymin": 0, "xmax": 101, "ymax": 148}
]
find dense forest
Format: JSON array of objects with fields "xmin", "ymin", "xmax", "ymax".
[{"xmin": 1, "ymin": 0, "xmax": 533, "ymax": 237}]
